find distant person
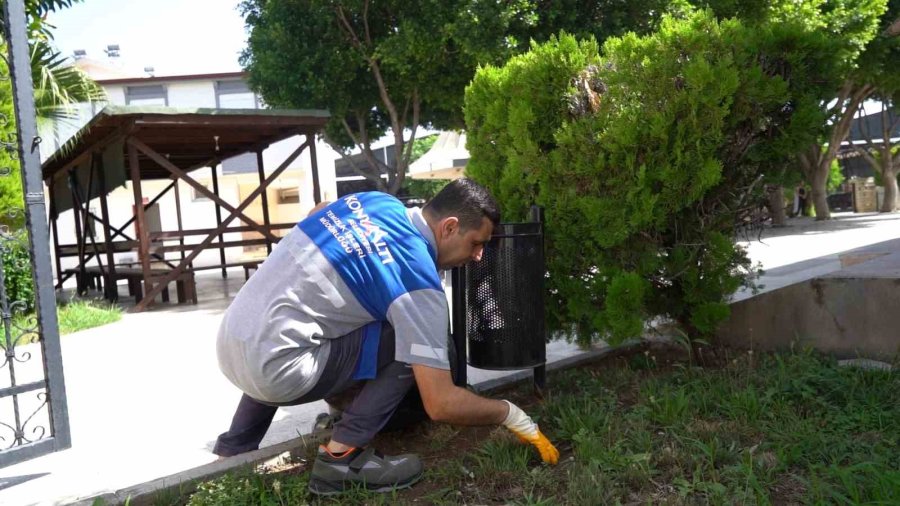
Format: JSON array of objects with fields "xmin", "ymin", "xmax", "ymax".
[
  {"xmin": 213, "ymin": 178, "xmax": 559, "ymax": 496},
  {"xmin": 794, "ymin": 185, "xmax": 808, "ymax": 217}
]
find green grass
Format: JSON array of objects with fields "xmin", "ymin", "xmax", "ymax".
[
  {"xmin": 170, "ymin": 348, "xmax": 900, "ymax": 505},
  {"xmin": 5, "ymin": 299, "xmax": 122, "ymax": 345},
  {"xmin": 56, "ymin": 299, "xmax": 122, "ymax": 335}
]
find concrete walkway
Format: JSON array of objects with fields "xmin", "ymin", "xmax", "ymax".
[
  {"xmin": 735, "ymin": 212, "xmax": 900, "ymax": 300},
  {"xmin": 1, "ymin": 211, "xmax": 899, "ymax": 505}
]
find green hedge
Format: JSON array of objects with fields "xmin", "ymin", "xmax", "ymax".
[{"xmin": 464, "ymin": 11, "xmax": 829, "ymax": 343}]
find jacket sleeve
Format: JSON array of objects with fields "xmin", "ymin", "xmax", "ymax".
[{"xmin": 386, "ymin": 288, "xmax": 451, "ymax": 369}]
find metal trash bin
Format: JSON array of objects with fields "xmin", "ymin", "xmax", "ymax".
[{"xmin": 451, "ymin": 206, "xmax": 547, "ymax": 391}]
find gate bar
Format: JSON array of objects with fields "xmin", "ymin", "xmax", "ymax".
[{"xmin": 0, "ymin": 0, "xmax": 71, "ymax": 467}]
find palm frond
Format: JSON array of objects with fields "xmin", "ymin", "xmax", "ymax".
[{"xmin": 30, "ymin": 39, "xmax": 105, "ymax": 124}]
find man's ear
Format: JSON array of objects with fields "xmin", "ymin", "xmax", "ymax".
[{"xmin": 439, "ymin": 216, "xmax": 459, "ymax": 238}]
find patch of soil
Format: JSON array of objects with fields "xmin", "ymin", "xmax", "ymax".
[
  {"xmin": 771, "ymin": 471, "xmax": 808, "ymax": 506},
  {"xmin": 350, "ymin": 342, "xmax": 692, "ymax": 503}
]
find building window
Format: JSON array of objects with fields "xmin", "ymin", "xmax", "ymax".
[
  {"xmin": 215, "ymin": 80, "xmax": 258, "ymax": 109},
  {"xmin": 278, "ymin": 187, "xmax": 300, "ymax": 204},
  {"xmin": 126, "ymin": 84, "xmax": 167, "ymax": 106},
  {"xmin": 191, "ymin": 183, "xmax": 212, "ymax": 202}
]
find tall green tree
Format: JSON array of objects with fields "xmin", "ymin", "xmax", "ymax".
[
  {"xmin": 239, "ymin": 0, "xmax": 508, "ymax": 194},
  {"xmin": 239, "ymin": 0, "xmax": 686, "ymax": 195},
  {"xmin": 853, "ymin": 99, "xmax": 899, "ymax": 211},
  {"xmin": 792, "ymin": 0, "xmax": 898, "ymax": 219}
]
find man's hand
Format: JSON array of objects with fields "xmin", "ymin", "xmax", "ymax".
[
  {"xmin": 411, "ymin": 365, "xmax": 560, "ymax": 464},
  {"xmin": 502, "ymin": 400, "xmax": 560, "ymax": 465}
]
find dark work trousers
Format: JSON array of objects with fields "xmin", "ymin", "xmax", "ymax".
[{"xmin": 213, "ymin": 324, "xmax": 416, "ymax": 457}]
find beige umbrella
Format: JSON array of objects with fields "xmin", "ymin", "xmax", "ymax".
[{"xmin": 408, "ymin": 131, "xmax": 469, "ymax": 180}]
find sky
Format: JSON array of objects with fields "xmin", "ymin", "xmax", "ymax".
[{"xmin": 48, "ymin": 0, "xmax": 248, "ymax": 76}]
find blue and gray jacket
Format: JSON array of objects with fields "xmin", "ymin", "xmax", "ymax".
[{"xmin": 217, "ymin": 192, "xmax": 450, "ymax": 403}]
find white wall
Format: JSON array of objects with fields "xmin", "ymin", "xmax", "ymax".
[{"xmin": 166, "ymin": 81, "xmax": 217, "ymax": 108}]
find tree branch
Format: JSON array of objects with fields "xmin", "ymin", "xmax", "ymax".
[
  {"xmin": 335, "ymin": 5, "xmax": 364, "ymax": 50},
  {"xmin": 886, "ymin": 105, "xmax": 899, "ymax": 136},
  {"xmin": 340, "ymin": 117, "xmax": 363, "ymax": 147},
  {"xmin": 884, "ymin": 16, "xmax": 900, "ymax": 37},
  {"xmin": 334, "ymin": 2, "xmax": 417, "ymax": 195},
  {"xmin": 393, "ymin": 88, "xmax": 421, "ymax": 193},
  {"xmin": 825, "ymin": 80, "xmax": 854, "ymax": 118},
  {"xmin": 798, "ymin": 144, "xmax": 819, "ymax": 180},
  {"xmin": 338, "ymin": 116, "xmax": 386, "ymax": 188},
  {"xmin": 856, "ymin": 102, "xmax": 878, "ymax": 152},
  {"xmin": 353, "ymin": 112, "xmax": 390, "ymax": 190},
  {"xmin": 362, "ymin": 0, "xmax": 372, "ymax": 47},
  {"xmin": 853, "ymin": 146, "xmax": 880, "ymax": 173},
  {"xmin": 879, "ymin": 100, "xmax": 893, "ymax": 148},
  {"xmin": 825, "ymin": 84, "xmax": 873, "ymax": 163},
  {"xmin": 325, "ymin": 135, "xmax": 371, "ymax": 178}
]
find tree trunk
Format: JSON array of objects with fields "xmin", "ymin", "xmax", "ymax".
[
  {"xmin": 767, "ymin": 185, "xmax": 787, "ymax": 227},
  {"xmin": 798, "ymin": 145, "xmax": 832, "ymax": 220},
  {"xmin": 811, "ymin": 168, "xmax": 830, "ymax": 220},
  {"xmin": 800, "ymin": 82, "xmax": 873, "ymax": 221},
  {"xmin": 881, "ymin": 163, "xmax": 898, "ymax": 212}
]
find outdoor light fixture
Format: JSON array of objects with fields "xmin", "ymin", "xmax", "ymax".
[
  {"xmin": 104, "ymin": 44, "xmax": 120, "ymax": 58},
  {"xmin": 73, "ymin": 49, "xmax": 86, "ymax": 60},
  {"xmin": 144, "ymin": 66, "xmax": 155, "ymax": 77}
]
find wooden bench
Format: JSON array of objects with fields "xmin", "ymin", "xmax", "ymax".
[
  {"xmin": 186, "ymin": 260, "xmax": 264, "ymax": 280},
  {"xmin": 241, "ymin": 260, "xmax": 263, "ymax": 280},
  {"xmin": 64, "ymin": 266, "xmax": 197, "ymax": 305}
]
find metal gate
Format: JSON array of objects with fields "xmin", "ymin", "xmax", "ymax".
[{"xmin": 0, "ymin": 0, "xmax": 71, "ymax": 467}]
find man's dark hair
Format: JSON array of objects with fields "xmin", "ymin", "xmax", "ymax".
[{"xmin": 423, "ymin": 178, "xmax": 501, "ymax": 230}]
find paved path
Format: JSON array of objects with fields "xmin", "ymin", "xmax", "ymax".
[
  {"xmin": 735, "ymin": 212, "xmax": 900, "ymax": 300},
  {"xmin": 2, "ymin": 211, "xmax": 899, "ymax": 505}
]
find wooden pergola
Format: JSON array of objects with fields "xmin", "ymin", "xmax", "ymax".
[{"xmin": 42, "ymin": 105, "xmax": 329, "ymax": 311}]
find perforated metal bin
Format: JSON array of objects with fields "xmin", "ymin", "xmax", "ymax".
[{"xmin": 451, "ymin": 206, "xmax": 547, "ymax": 390}]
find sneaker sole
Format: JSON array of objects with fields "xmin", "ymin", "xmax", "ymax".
[{"xmin": 308, "ymin": 470, "xmax": 424, "ymax": 496}]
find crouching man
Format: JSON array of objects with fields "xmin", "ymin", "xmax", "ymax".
[{"xmin": 214, "ymin": 178, "xmax": 559, "ymax": 495}]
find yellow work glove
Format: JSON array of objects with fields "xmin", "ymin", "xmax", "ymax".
[{"xmin": 501, "ymin": 400, "xmax": 560, "ymax": 465}]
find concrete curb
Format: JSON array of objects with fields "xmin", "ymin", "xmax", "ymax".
[
  {"xmin": 76, "ymin": 340, "xmax": 661, "ymax": 506},
  {"xmin": 71, "ymin": 433, "xmax": 331, "ymax": 506}
]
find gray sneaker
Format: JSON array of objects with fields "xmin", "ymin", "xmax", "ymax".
[{"xmin": 308, "ymin": 446, "xmax": 424, "ymax": 496}]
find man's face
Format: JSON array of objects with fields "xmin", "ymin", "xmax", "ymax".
[{"xmin": 435, "ymin": 216, "xmax": 493, "ymax": 270}]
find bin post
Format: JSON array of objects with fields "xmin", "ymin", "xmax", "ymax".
[
  {"xmin": 451, "ymin": 266, "xmax": 467, "ymax": 387},
  {"xmin": 529, "ymin": 205, "xmax": 547, "ymax": 394}
]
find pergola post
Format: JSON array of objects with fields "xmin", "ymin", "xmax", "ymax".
[
  {"xmin": 210, "ymin": 165, "xmax": 226, "ymax": 278},
  {"xmin": 128, "ymin": 141, "xmax": 153, "ymax": 305},
  {"xmin": 78, "ymin": 155, "xmax": 108, "ymax": 288},
  {"xmin": 173, "ymin": 179, "xmax": 186, "ymax": 264},
  {"xmin": 68, "ymin": 170, "xmax": 86, "ymax": 294},
  {"xmin": 256, "ymin": 149, "xmax": 272, "ymax": 254},
  {"xmin": 48, "ymin": 180, "xmax": 63, "ymax": 289},
  {"xmin": 308, "ymin": 133, "xmax": 321, "ymax": 204},
  {"xmin": 97, "ymin": 152, "xmax": 118, "ymax": 301}
]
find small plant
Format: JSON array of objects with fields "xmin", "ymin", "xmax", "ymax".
[
  {"xmin": 56, "ymin": 299, "xmax": 122, "ymax": 335},
  {"xmin": 1, "ymin": 231, "xmax": 34, "ymax": 311},
  {"xmin": 187, "ymin": 470, "xmax": 310, "ymax": 506},
  {"xmin": 9, "ymin": 299, "xmax": 121, "ymax": 346}
]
